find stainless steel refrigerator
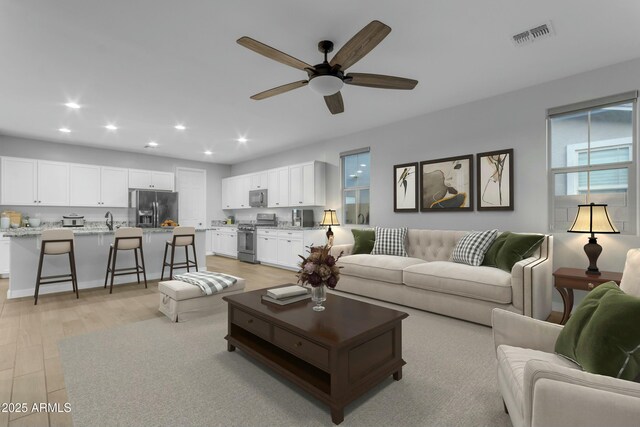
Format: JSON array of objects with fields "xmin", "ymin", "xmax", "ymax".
[{"xmin": 129, "ymin": 190, "xmax": 179, "ymax": 228}]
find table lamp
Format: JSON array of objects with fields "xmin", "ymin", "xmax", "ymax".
[
  {"xmin": 567, "ymin": 202, "xmax": 619, "ymax": 276},
  {"xmin": 320, "ymin": 209, "xmax": 340, "ymax": 246}
]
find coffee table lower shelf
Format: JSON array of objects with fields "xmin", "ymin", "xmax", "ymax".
[{"xmin": 226, "ymin": 324, "xmax": 405, "ymax": 424}]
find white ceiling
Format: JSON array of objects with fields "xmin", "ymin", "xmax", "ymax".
[{"xmin": 1, "ymin": 1, "xmax": 640, "ymax": 164}]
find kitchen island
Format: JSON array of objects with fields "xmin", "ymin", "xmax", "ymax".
[{"xmin": 3, "ymin": 226, "xmax": 207, "ymax": 299}]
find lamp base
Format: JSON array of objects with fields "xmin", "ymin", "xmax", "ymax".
[
  {"xmin": 326, "ymin": 226, "xmax": 334, "ymax": 247},
  {"xmin": 584, "ymin": 237, "xmax": 602, "ymax": 276}
]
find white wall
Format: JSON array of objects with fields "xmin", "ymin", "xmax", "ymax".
[
  {"xmin": 231, "ymin": 57, "xmax": 640, "ymax": 307},
  {"xmin": 0, "ymin": 135, "xmax": 231, "ymax": 224}
]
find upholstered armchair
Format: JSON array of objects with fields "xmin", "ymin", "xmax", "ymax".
[{"xmin": 492, "ymin": 248, "xmax": 640, "ymax": 427}]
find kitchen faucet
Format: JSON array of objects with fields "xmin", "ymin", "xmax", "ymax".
[{"xmin": 105, "ymin": 211, "xmax": 114, "ymax": 231}]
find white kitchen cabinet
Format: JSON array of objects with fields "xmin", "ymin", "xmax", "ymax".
[
  {"xmin": 211, "ymin": 227, "xmax": 237, "ymax": 257},
  {"xmin": 1, "ymin": 157, "xmax": 37, "ymax": 205},
  {"xmin": 237, "ymin": 175, "xmax": 250, "ymax": 209},
  {"xmin": 221, "ymin": 178, "xmax": 232, "ymax": 209},
  {"xmin": 267, "ymin": 167, "xmax": 289, "ymax": 208},
  {"xmin": 222, "ymin": 176, "xmax": 250, "ymax": 209},
  {"xmin": 256, "ymin": 229, "xmax": 278, "ymax": 264},
  {"xmin": 277, "ymin": 233, "xmax": 304, "ymax": 269},
  {"xmin": 0, "ymin": 236, "xmax": 10, "ymax": 277},
  {"xmin": 250, "ymin": 172, "xmax": 268, "ymax": 190},
  {"xmin": 100, "ymin": 167, "xmax": 129, "ymax": 207},
  {"xmin": 37, "ymin": 160, "xmax": 70, "ymax": 206},
  {"xmin": 129, "ymin": 169, "xmax": 174, "ymax": 191},
  {"xmin": 206, "ymin": 230, "xmax": 214, "ymax": 255},
  {"xmin": 70, "ymin": 164, "xmax": 128, "ymax": 207},
  {"xmin": 289, "ymin": 161, "xmax": 325, "ymax": 207}
]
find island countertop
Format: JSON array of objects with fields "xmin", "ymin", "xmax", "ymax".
[{"xmin": 3, "ymin": 225, "xmax": 208, "ymax": 238}]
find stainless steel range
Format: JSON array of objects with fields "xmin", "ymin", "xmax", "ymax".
[{"xmin": 237, "ymin": 213, "xmax": 277, "ymax": 264}]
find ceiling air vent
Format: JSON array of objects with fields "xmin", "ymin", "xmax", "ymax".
[{"xmin": 511, "ymin": 21, "xmax": 555, "ymax": 46}]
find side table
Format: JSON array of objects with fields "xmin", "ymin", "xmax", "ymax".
[{"xmin": 553, "ymin": 267, "xmax": 623, "ymax": 325}]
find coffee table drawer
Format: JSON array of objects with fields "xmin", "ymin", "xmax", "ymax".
[
  {"xmin": 273, "ymin": 326, "xmax": 329, "ymax": 369},
  {"xmin": 232, "ymin": 308, "xmax": 271, "ymax": 340}
]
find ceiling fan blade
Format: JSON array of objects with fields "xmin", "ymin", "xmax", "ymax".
[
  {"xmin": 329, "ymin": 20, "xmax": 391, "ymax": 71},
  {"xmin": 237, "ymin": 37, "xmax": 312, "ymax": 71},
  {"xmin": 324, "ymin": 92, "xmax": 344, "ymax": 115},
  {"xmin": 250, "ymin": 80, "xmax": 308, "ymax": 100},
  {"xmin": 345, "ymin": 73, "xmax": 418, "ymax": 90}
]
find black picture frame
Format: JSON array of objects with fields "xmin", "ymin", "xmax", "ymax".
[
  {"xmin": 420, "ymin": 155, "xmax": 473, "ymax": 212},
  {"xmin": 393, "ymin": 162, "xmax": 419, "ymax": 212},
  {"xmin": 476, "ymin": 148, "xmax": 514, "ymax": 211}
]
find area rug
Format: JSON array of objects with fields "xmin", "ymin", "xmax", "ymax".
[{"xmin": 59, "ymin": 296, "xmax": 510, "ymax": 427}]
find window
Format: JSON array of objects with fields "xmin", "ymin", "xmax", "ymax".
[
  {"xmin": 341, "ymin": 149, "xmax": 370, "ymax": 225},
  {"xmin": 548, "ymin": 91, "xmax": 637, "ymax": 233}
]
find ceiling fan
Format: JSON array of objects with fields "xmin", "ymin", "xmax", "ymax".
[{"xmin": 237, "ymin": 20, "xmax": 418, "ymax": 115}]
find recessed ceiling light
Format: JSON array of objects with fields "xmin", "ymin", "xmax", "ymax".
[
  {"xmin": 174, "ymin": 124, "xmax": 186, "ymax": 130},
  {"xmin": 204, "ymin": 150, "xmax": 213, "ymax": 155},
  {"xmin": 360, "ymin": 164, "xmax": 367, "ymax": 167},
  {"xmin": 64, "ymin": 102, "xmax": 81, "ymax": 109},
  {"xmin": 105, "ymin": 124, "xmax": 118, "ymax": 131},
  {"xmin": 145, "ymin": 141, "xmax": 158, "ymax": 149},
  {"xmin": 58, "ymin": 127, "xmax": 71, "ymax": 133},
  {"xmin": 356, "ymin": 170, "xmax": 363, "ymax": 174},
  {"xmin": 237, "ymin": 137, "xmax": 248, "ymax": 143}
]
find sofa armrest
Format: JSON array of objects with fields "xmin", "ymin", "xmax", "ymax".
[
  {"xmin": 330, "ymin": 244, "xmax": 353, "ymax": 258},
  {"xmin": 510, "ymin": 235, "xmax": 554, "ymax": 320},
  {"xmin": 492, "ymin": 308, "xmax": 562, "ymax": 355},
  {"xmin": 523, "ymin": 359, "xmax": 640, "ymax": 427}
]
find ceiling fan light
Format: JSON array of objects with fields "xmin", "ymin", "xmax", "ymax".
[{"xmin": 308, "ymin": 75, "xmax": 343, "ymax": 96}]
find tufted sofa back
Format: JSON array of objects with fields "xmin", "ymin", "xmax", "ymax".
[{"xmin": 406, "ymin": 229, "xmax": 469, "ymax": 261}]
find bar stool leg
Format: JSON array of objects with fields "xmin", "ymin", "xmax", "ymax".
[
  {"xmin": 185, "ymin": 246, "xmax": 190, "ymax": 272},
  {"xmin": 139, "ymin": 244, "xmax": 148, "ymax": 288},
  {"xmin": 109, "ymin": 246, "xmax": 118, "ymax": 294},
  {"xmin": 104, "ymin": 246, "xmax": 113, "ymax": 288},
  {"xmin": 161, "ymin": 242, "xmax": 169, "ymax": 281},
  {"xmin": 169, "ymin": 243, "xmax": 176, "ymax": 280},
  {"xmin": 134, "ymin": 248, "xmax": 141, "ymax": 284},
  {"xmin": 34, "ymin": 247, "xmax": 45, "ymax": 305},
  {"xmin": 192, "ymin": 242, "xmax": 199, "ymax": 272},
  {"xmin": 70, "ymin": 244, "xmax": 79, "ymax": 299}
]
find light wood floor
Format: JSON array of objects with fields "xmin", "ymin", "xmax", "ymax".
[{"xmin": 0, "ymin": 256, "xmax": 295, "ymax": 427}]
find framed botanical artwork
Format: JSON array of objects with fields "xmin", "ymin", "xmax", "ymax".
[
  {"xmin": 394, "ymin": 162, "xmax": 419, "ymax": 212},
  {"xmin": 420, "ymin": 155, "xmax": 473, "ymax": 211},
  {"xmin": 477, "ymin": 148, "xmax": 514, "ymax": 211}
]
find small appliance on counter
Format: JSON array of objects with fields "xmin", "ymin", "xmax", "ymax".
[
  {"xmin": 62, "ymin": 214, "xmax": 85, "ymax": 227},
  {"xmin": 292, "ymin": 209, "xmax": 314, "ymax": 227},
  {"xmin": 249, "ymin": 189, "xmax": 268, "ymax": 208}
]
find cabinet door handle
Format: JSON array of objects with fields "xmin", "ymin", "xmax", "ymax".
[
  {"xmin": 276, "ymin": 203, "xmax": 279, "ymax": 205},
  {"xmin": 294, "ymin": 341, "xmax": 302, "ymax": 348}
]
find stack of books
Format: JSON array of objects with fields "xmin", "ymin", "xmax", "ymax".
[{"xmin": 262, "ymin": 285, "xmax": 311, "ymax": 305}]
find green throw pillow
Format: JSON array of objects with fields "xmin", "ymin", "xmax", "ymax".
[
  {"xmin": 494, "ymin": 233, "xmax": 545, "ymax": 272},
  {"xmin": 556, "ymin": 282, "xmax": 640, "ymax": 381},
  {"xmin": 351, "ymin": 229, "xmax": 375, "ymax": 254},
  {"xmin": 482, "ymin": 232, "xmax": 511, "ymax": 267}
]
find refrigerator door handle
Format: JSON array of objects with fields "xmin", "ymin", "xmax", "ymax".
[{"xmin": 153, "ymin": 201, "xmax": 158, "ymax": 228}]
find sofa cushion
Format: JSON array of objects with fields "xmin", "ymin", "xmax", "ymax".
[
  {"xmin": 338, "ymin": 254, "xmax": 426, "ymax": 284},
  {"xmin": 482, "ymin": 232, "xmax": 511, "ymax": 267},
  {"xmin": 371, "ymin": 227, "xmax": 408, "ymax": 257},
  {"xmin": 352, "ymin": 229, "xmax": 375, "ymax": 254},
  {"xmin": 451, "ymin": 229, "xmax": 498, "ymax": 266},
  {"xmin": 494, "ymin": 233, "xmax": 545, "ymax": 272},
  {"xmin": 403, "ymin": 261, "xmax": 512, "ymax": 303},
  {"xmin": 497, "ymin": 345, "xmax": 580, "ymax": 418}
]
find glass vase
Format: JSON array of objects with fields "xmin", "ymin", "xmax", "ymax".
[{"xmin": 311, "ymin": 284, "xmax": 327, "ymax": 311}]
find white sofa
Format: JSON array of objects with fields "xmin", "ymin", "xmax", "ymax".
[
  {"xmin": 492, "ymin": 248, "xmax": 640, "ymax": 427},
  {"xmin": 330, "ymin": 229, "xmax": 553, "ymax": 326}
]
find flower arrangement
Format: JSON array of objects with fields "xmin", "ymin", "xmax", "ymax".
[{"xmin": 297, "ymin": 244, "xmax": 343, "ymax": 288}]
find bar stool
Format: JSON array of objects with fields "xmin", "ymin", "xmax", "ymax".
[
  {"xmin": 104, "ymin": 227, "xmax": 147, "ymax": 294},
  {"xmin": 34, "ymin": 229, "xmax": 78, "ymax": 305},
  {"xmin": 161, "ymin": 226, "xmax": 198, "ymax": 280}
]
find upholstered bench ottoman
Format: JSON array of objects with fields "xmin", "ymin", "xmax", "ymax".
[{"xmin": 158, "ymin": 275, "xmax": 245, "ymax": 322}]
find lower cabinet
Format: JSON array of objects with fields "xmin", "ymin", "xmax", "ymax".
[
  {"xmin": 277, "ymin": 235, "xmax": 303, "ymax": 269},
  {"xmin": 257, "ymin": 230, "xmax": 278, "ymax": 265},
  {"xmin": 0, "ymin": 236, "xmax": 9, "ymax": 277},
  {"xmin": 211, "ymin": 228, "xmax": 237, "ymax": 258},
  {"xmin": 257, "ymin": 229, "xmax": 324, "ymax": 270}
]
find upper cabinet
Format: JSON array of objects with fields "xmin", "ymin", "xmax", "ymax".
[
  {"xmin": 129, "ymin": 169, "xmax": 175, "ymax": 191},
  {"xmin": 221, "ymin": 175, "xmax": 251, "ymax": 209},
  {"xmin": 289, "ymin": 161, "xmax": 325, "ymax": 207},
  {"xmin": 267, "ymin": 167, "xmax": 289, "ymax": 208},
  {"xmin": 250, "ymin": 171, "xmax": 268, "ymax": 190},
  {"xmin": 70, "ymin": 164, "xmax": 128, "ymax": 207},
  {"xmin": 1, "ymin": 157, "xmax": 68, "ymax": 206}
]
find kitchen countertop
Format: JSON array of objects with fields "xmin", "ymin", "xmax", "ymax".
[{"xmin": 3, "ymin": 226, "xmax": 208, "ymax": 238}]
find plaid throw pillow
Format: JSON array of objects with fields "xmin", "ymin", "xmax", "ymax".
[
  {"xmin": 371, "ymin": 227, "xmax": 408, "ymax": 257},
  {"xmin": 451, "ymin": 229, "xmax": 498, "ymax": 266}
]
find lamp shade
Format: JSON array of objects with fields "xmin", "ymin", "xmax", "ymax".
[
  {"xmin": 320, "ymin": 209, "xmax": 340, "ymax": 226},
  {"xmin": 567, "ymin": 203, "xmax": 619, "ymax": 235}
]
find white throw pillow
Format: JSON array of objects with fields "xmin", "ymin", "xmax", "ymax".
[
  {"xmin": 371, "ymin": 227, "xmax": 408, "ymax": 257},
  {"xmin": 451, "ymin": 229, "xmax": 498, "ymax": 266}
]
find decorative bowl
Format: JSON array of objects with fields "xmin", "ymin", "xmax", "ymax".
[{"xmin": 29, "ymin": 218, "xmax": 41, "ymax": 227}]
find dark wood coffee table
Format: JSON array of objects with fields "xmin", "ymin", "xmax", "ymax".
[{"xmin": 223, "ymin": 287, "xmax": 408, "ymax": 424}]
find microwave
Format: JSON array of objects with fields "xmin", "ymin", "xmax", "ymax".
[{"xmin": 249, "ymin": 189, "xmax": 268, "ymax": 208}]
